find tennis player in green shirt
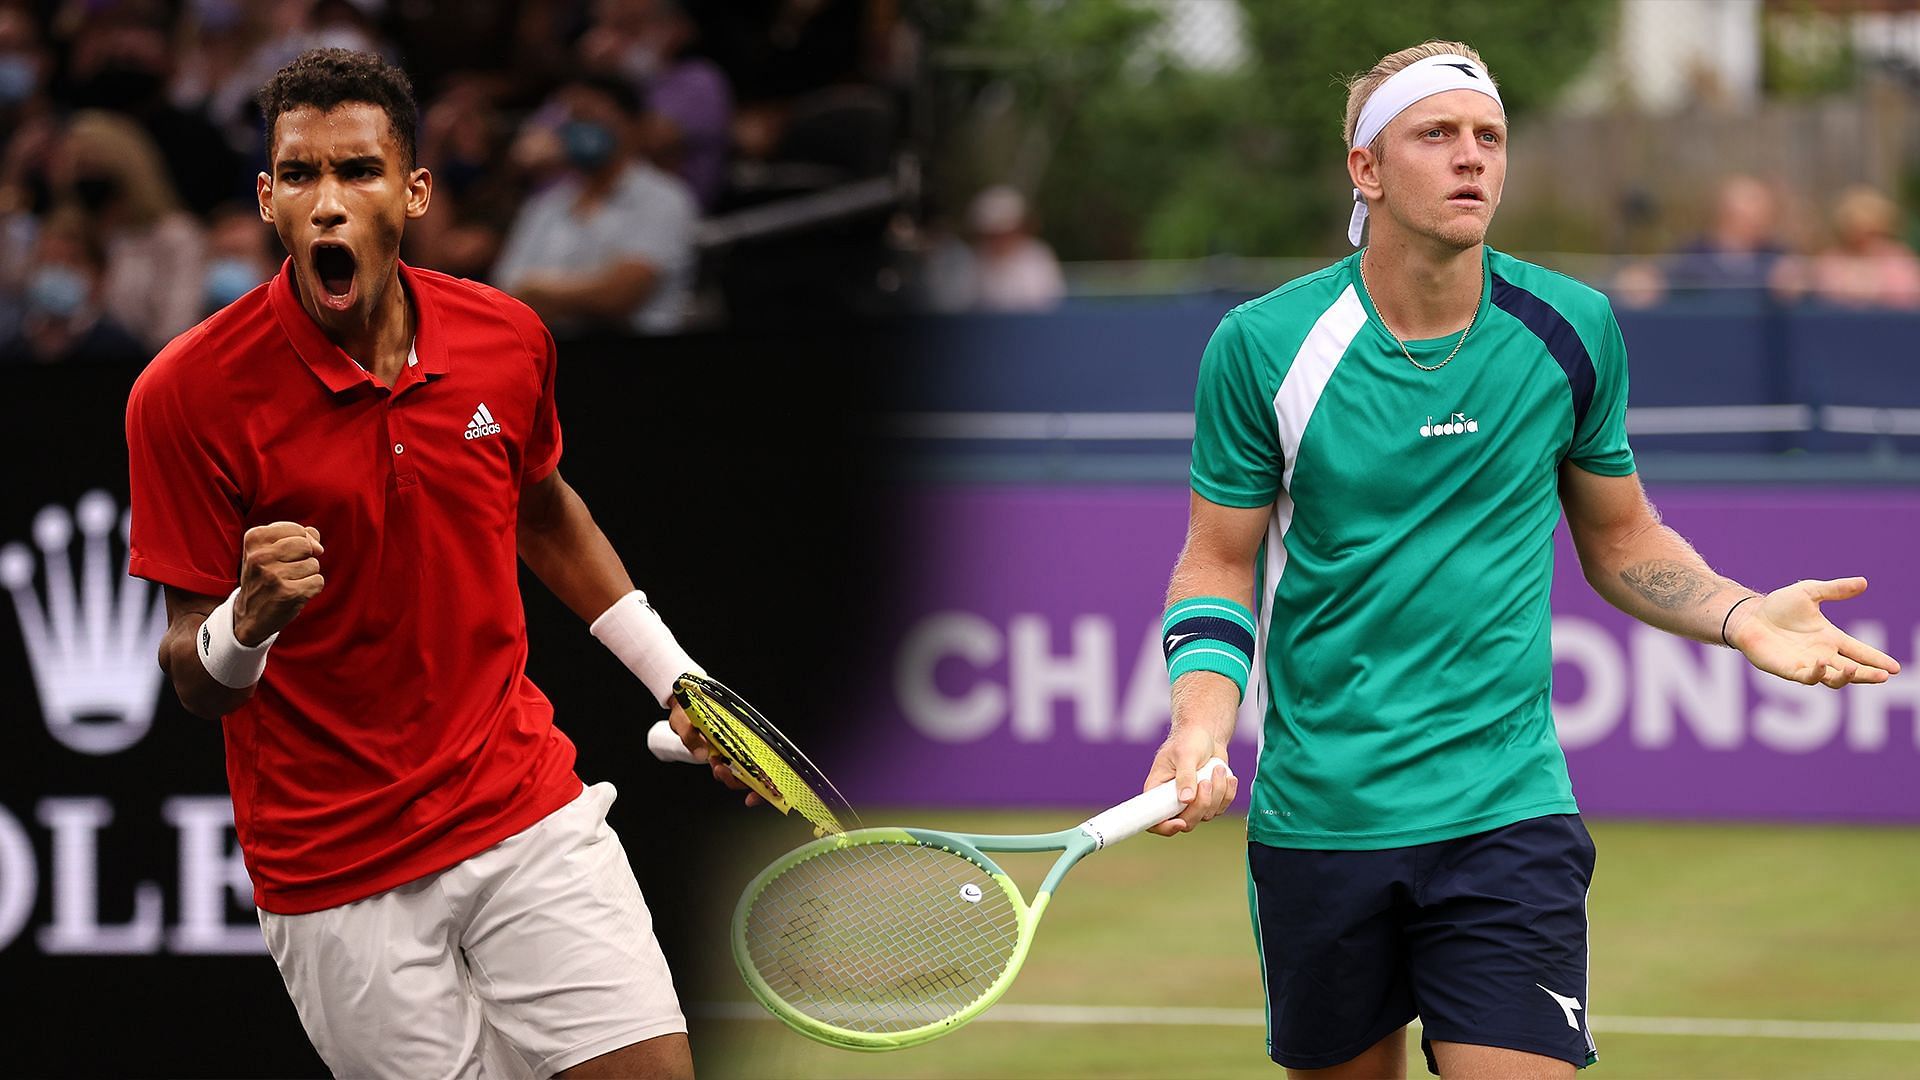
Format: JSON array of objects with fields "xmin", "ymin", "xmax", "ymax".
[{"xmin": 1145, "ymin": 40, "xmax": 1903, "ymax": 1079}]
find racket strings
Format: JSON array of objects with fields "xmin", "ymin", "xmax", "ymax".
[
  {"xmin": 683, "ymin": 684, "xmax": 849, "ymax": 835},
  {"xmin": 743, "ymin": 840, "xmax": 1022, "ymax": 1033}
]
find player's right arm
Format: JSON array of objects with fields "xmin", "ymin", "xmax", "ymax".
[
  {"xmin": 1147, "ymin": 307, "xmax": 1280, "ymax": 835},
  {"xmin": 1144, "ymin": 491, "xmax": 1267, "ymax": 836},
  {"xmin": 157, "ymin": 523, "xmax": 325, "ymax": 720},
  {"xmin": 160, "ymin": 587, "xmax": 250, "ymax": 720}
]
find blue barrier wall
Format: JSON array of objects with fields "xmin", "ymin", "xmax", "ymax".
[{"xmin": 896, "ymin": 300, "xmax": 1920, "ymax": 460}]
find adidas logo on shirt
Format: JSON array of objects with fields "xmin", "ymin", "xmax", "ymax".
[{"xmin": 465, "ymin": 403, "xmax": 502, "ymax": 440}]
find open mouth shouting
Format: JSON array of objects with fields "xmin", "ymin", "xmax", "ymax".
[{"xmin": 309, "ymin": 240, "xmax": 359, "ymax": 311}]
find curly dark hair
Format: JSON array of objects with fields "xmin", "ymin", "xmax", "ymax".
[{"xmin": 257, "ymin": 48, "xmax": 419, "ymax": 167}]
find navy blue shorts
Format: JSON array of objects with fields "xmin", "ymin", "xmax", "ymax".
[{"xmin": 1247, "ymin": 813, "xmax": 1597, "ymax": 1073}]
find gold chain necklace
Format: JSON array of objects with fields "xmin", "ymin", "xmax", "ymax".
[{"xmin": 1358, "ymin": 252, "xmax": 1482, "ymax": 373}]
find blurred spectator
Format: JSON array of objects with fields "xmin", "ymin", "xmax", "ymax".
[
  {"xmin": 62, "ymin": 7, "xmax": 247, "ymax": 216},
  {"xmin": 1667, "ymin": 175, "xmax": 1792, "ymax": 296},
  {"xmin": 493, "ymin": 75, "xmax": 696, "ymax": 335},
  {"xmin": 303, "ymin": 0, "xmax": 392, "ymax": 56},
  {"xmin": 967, "ymin": 185, "xmax": 1063, "ymax": 313},
  {"xmin": 0, "ymin": 3, "xmax": 54, "ymax": 338},
  {"xmin": 505, "ymin": 93, "xmax": 572, "ymax": 190},
  {"xmin": 1607, "ymin": 260, "xmax": 1666, "ymax": 310},
  {"xmin": 1611, "ymin": 175, "xmax": 1795, "ymax": 309},
  {"xmin": 409, "ymin": 76, "xmax": 519, "ymax": 279},
  {"xmin": 5, "ymin": 2, "xmax": 915, "ymax": 337},
  {"xmin": 0, "ymin": 207, "xmax": 146, "ymax": 365},
  {"xmin": 202, "ymin": 201, "xmax": 279, "ymax": 316},
  {"xmin": 54, "ymin": 110, "xmax": 209, "ymax": 350},
  {"xmin": 0, "ymin": 5, "xmax": 56, "ymax": 201},
  {"xmin": 719, "ymin": 0, "xmax": 898, "ymax": 199},
  {"xmin": 580, "ymin": 0, "xmax": 733, "ymax": 211},
  {"xmin": 914, "ymin": 214, "xmax": 979, "ymax": 314},
  {"xmin": 173, "ymin": 0, "xmax": 398, "ymax": 168},
  {"xmin": 169, "ymin": 0, "xmax": 290, "ymax": 160},
  {"xmin": 420, "ymin": 79, "xmax": 503, "ymax": 203},
  {"xmin": 697, "ymin": 2, "xmax": 905, "ymax": 321},
  {"xmin": 1807, "ymin": 186, "xmax": 1920, "ymax": 310},
  {"xmin": 0, "ymin": 3, "xmax": 50, "ymax": 132},
  {"xmin": 383, "ymin": 1, "xmax": 570, "ymax": 103},
  {"xmin": 715, "ymin": 0, "xmax": 866, "ymax": 106}
]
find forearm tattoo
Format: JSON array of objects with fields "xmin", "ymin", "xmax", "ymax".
[{"xmin": 1620, "ymin": 560, "xmax": 1719, "ymax": 611}]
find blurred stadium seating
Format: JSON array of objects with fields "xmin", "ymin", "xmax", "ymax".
[{"xmin": 0, "ymin": 0, "xmax": 922, "ymax": 352}]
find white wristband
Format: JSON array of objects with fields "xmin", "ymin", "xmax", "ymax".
[
  {"xmin": 590, "ymin": 590, "xmax": 702, "ymax": 707},
  {"xmin": 198, "ymin": 588, "xmax": 277, "ymax": 689}
]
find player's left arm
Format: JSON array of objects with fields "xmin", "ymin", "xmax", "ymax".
[
  {"xmin": 517, "ymin": 466, "xmax": 634, "ymax": 620},
  {"xmin": 1559, "ymin": 462, "xmax": 1901, "ymax": 688},
  {"xmin": 518, "ymin": 468, "xmax": 758, "ymax": 801}
]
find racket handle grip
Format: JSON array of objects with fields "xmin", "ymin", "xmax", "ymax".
[
  {"xmin": 1079, "ymin": 758, "xmax": 1229, "ymax": 849},
  {"xmin": 647, "ymin": 719, "xmax": 702, "ymax": 764}
]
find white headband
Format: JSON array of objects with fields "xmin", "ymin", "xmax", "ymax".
[{"xmin": 1347, "ymin": 53, "xmax": 1504, "ymax": 247}]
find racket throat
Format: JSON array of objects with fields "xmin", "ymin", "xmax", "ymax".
[{"xmin": 1036, "ymin": 845, "xmax": 1093, "ymax": 895}]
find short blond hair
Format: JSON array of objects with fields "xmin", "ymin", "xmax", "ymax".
[
  {"xmin": 1343, "ymin": 41, "xmax": 1498, "ymax": 149},
  {"xmin": 1832, "ymin": 185, "xmax": 1900, "ymax": 241}
]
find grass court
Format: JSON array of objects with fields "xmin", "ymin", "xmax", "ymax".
[{"xmin": 687, "ymin": 810, "xmax": 1920, "ymax": 1078}]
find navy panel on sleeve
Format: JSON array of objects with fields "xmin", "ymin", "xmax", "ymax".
[{"xmin": 1490, "ymin": 272, "xmax": 1596, "ymax": 433}]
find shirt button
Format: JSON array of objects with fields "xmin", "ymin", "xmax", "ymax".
[{"xmin": 393, "ymin": 442, "xmax": 405, "ymax": 454}]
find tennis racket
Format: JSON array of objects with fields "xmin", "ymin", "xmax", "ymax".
[
  {"xmin": 647, "ymin": 673, "xmax": 857, "ymax": 837},
  {"xmin": 729, "ymin": 757, "xmax": 1230, "ymax": 1051}
]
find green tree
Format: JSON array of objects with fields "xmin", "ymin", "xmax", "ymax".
[{"xmin": 925, "ymin": 0, "xmax": 1613, "ymax": 259}]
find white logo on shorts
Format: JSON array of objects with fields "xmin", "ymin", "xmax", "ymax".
[{"xmin": 1536, "ymin": 983, "xmax": 1584, "ymax": 1030}]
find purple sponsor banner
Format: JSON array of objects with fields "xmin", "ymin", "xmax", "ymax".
[{"xmin": 852, "ymin": 485, "xmax": 1920, "ymax": 822}]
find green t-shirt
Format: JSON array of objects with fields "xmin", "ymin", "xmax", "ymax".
[{"xmin": 1191, "ymin": 247, "xmax": 1634, "ymax": 850}]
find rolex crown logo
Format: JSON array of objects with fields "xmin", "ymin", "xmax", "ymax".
[{"xmin": 0, "ymin": 490, "xmax": 167, "ymax": 755}]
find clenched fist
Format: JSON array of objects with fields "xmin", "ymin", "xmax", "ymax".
[{"xmin": 234, "ymin": 522, "xmax": 325, "ymax": 646}]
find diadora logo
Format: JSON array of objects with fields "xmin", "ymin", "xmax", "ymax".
[
  {"xmin": 465, "ymin": 402, "xmax": 502, "ymax": 440},
  {"xmin": 1420, "ymin": 411, "xmax": 1480, "ymax": 438},
  {"xmin": 1536, "ymin": 983, "xmax": 1585, "ymax": 1031},
  {"xmin": 0, "ymin": 490, "xmax": 168, "ymax": 755}
]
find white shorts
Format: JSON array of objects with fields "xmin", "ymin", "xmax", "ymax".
[{"xmin": 259, "ymin": 782, "xmax": 687, "ymax": 1079}]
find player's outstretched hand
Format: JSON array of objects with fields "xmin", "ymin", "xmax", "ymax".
[
  {"xmin": 1145, "ymin": 722, "xmax": 1236, "ymax": 837},
  {"xmin": 235, "ymin": 522, "xmax": 325, "ymax": 646},
  {"xmin": 666, "ymin": 699, "xmax": 764, "ymax": 807},
  {"xmin": 1730, "ymin": 577, "xmax": 1902, "ymax": 689}
]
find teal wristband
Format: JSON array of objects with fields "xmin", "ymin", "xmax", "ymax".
[{"xmin": 1162, "ymin": 597, "xmax": 1256, "ymax": 700}]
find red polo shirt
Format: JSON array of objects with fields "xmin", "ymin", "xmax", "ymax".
[{"xmin": 126, "ymin": 260, "xmax": 582, "ymax": 914}]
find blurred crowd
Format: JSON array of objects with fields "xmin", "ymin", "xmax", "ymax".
[
  {"xmin": 0, "ymin": 0, "xmax": 919, "ymax": 365},
  {"xmin": 1613, "ymin": 174, "xmax": 1920, "ymax": 311},
  {"xmin": 14, "ymin": 1, "xmax": 1909, "ymax": 370},
  {"xmin": 917, "ymin": 184, "xmax": 1065, "ymax": 315}
]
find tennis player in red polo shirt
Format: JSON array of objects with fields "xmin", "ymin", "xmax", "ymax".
[{"xmin": 125, "ymin": 49, "xmax": 730, "ymax": 1079}]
